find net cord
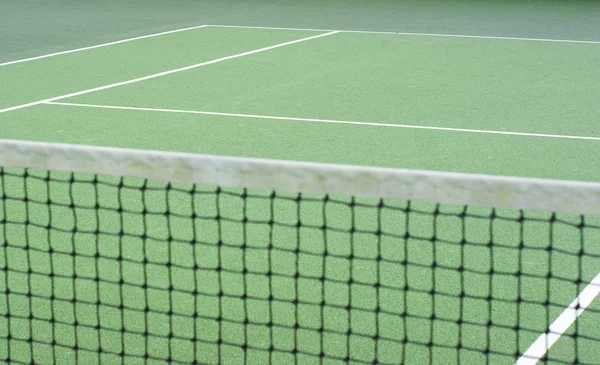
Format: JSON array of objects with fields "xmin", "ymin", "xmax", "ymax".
[{"xmin": 1, "ymin": 138, "xmax": 599, "ymax": 214}]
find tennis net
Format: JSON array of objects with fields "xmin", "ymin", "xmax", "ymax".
[{"xmin": 1, "ymin": 139, "xmax": 599, "ymax": 365}]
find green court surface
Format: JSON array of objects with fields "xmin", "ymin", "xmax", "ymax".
[{"xmin": 1, "ymin": 7, "xmax": 600, "ymax": 365}]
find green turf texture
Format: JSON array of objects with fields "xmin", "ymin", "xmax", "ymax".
[
  {"xmin": 3, "ymin": 0, "xmax": 600, "ymax": 63},
  {"xmin": 0, "ymin": 28, "xmax": 320, "ymax": 109},
  {"xmin": 65, "ymin": 32, "xmax": 600, "ymax": 137},
  {"xmin": 1, "ymin": 28, "xmax": 599, "ymax": 182},
  {"xmin": 1, "ymin": 170, "xmax": 599, "ymax": 364},
  {"xmin": 2, "ymin": 2, "xmax": 600, "ymax": 364}
]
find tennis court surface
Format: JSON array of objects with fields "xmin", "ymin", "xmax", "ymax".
[{"xmin": 1, "ymin": 16, "xmax": 600, "ymax": 365}]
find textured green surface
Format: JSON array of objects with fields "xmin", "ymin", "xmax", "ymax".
[
  {"xmin": 1, "ymin": 1, "xmax": 600, "ymax": 364},
  {"xmin": 2, "ymin": 29, "xmax": 599, "ymax": 182},
  {"xmin": 67, "ymin": 32, "xmax": 600, "ymax": 135},
  {"xmin": 3, "ymin": 101, "xmax": 600, "ymax": 183},
  {"xmin": 0, "ymin": 28, "xmax": 318, "ymax": 109},
  {"xmin": 1, "ymin": 170, "xmax": 599, "ymax": 365},
  {"xmin": 2, "ymin": 0, "xmax": 600, "ymax": 63}
]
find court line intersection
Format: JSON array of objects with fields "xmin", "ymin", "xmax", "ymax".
[
  {"xmin": 2, "ymin": 22, "xmax": 598, "ymax": 68},
  {"xmin": 0, "ymin": 31, "xmax": 339, "ymax": 114},
  {"xmin": 0, "ymin": 25, "xmax": 209, "ymax": 67}
]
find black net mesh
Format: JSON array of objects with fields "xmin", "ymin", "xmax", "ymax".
[{"xmin": 1, "ymin": 167, "xmax": 599, "ymax": 364}]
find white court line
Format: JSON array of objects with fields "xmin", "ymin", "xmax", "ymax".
[
  {"xmin": 206, "ymin": 24, "xmax": 600, "ymax": 45},
  {"xmin": 0, "ymin": 31, "xmax": 338, "ymax": 114},
  {"xmin": 516, "ymin": 272, "xmax": 600, "ymax": 365},
  {"xmin": 1, "ymin": 22, "xmax": 596, "ymax": 69},
  {"xmin": 44, "ymin": 101, "xmax": 600, "ymax": 142},
  {"xmin": 0, "ymin": 25, "xmax": 209, "ymax": 67}
]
